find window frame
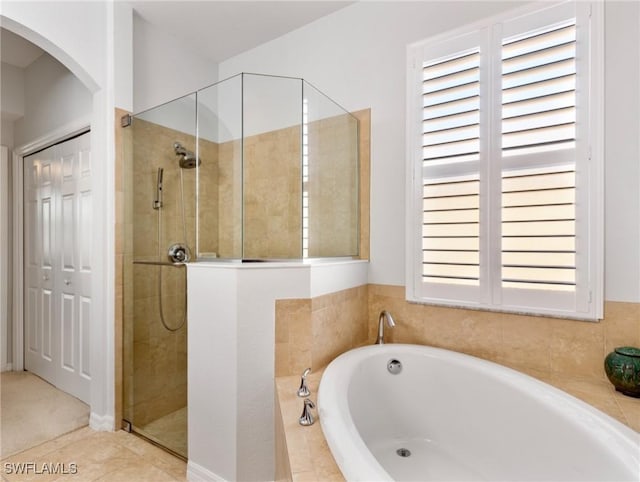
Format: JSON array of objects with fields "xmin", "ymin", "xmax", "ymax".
[{"xmin": 406, "ymin": 0, "xmax": 604, "ymax": 320}]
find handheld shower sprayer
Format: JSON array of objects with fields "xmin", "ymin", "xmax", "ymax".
[{"xmin": 153, "ymin": 167, "xmax": 164, "ymax": 210}]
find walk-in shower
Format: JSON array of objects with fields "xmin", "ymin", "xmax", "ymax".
[
  {"xmin": 122, "ymin": 94, "xmax": 197, "ymax": 459},
  {"xmin": 122, "ymin": 73, "xmax": 359, "ymax": 459}
]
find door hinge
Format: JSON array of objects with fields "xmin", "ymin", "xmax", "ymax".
[
  {"xmin": 121, "ymin": 419, "xmax": 132, "ymax": 432},
  {"xmin": 121, "ymin": 114, "xmax": 132, "ymax": 128}
]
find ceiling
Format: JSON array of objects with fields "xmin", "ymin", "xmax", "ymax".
[
  {"xmin": 129, "ymin": 1, "xmax": 354, "ymax": 63},
  {"xmin": 1, "ymin": 2, "xmax": 353, "ymax": 70}
]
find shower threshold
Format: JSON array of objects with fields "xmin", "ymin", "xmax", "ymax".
[{"xmin": 125, "ymin": 406, "xmax": 188, "ymax": 461}]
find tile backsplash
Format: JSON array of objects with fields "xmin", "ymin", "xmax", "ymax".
[
  {"xmin": 369, "ymin": 284, "xmax": 640, "ymax": 382},
  {"xmin": 275, "ymin": 283, "xmax": 640, "ymax": 383}
]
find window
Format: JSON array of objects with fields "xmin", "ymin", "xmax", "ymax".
[{"xmin": 407, "ymin": 1, "xmax": 603, "ymax": 319}]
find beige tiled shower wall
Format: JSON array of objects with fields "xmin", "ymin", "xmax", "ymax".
[
  {"xmin": 369, "ymin": 284, "xmax": 640, "ymax": 382},
  {"xmin": 215, "ymin": 139, "xmax": 242, "ymax": 258},
  {"xmin": 126, "ymin": 119, "xmax": 220, "ymax": 426},
  {"xmin": 353, "ymin": 109, "xmax": 371, "ymax": 261},
  {"xmin": 216, "ymin": 110, "xmax": 368, "ymax": 260},
  {"xmin": 242, "ymin": 126, "xmax": 302, "ymax": 258},
  {"xmin": 307, "ymin": 114, "xmax": 359, "ymax": 257}
]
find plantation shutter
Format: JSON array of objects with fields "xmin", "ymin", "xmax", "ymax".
[
  {"xmin": 422, "ymin": 48, "xmax": 481, "ymax": 289},
  {"xmin": 500, "ymin": 20, "xmax": 577, "ymax": 292},
  {"xmin": 408, "ymin": 1, "xmax": 602, "ymax": 319}
]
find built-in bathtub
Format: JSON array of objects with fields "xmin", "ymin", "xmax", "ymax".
[{"xmin": 318, "ymin": 344, "xmax": 640, "ymax": 481}]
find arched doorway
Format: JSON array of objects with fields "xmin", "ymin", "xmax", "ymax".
[{"xmin": 1, "ymin": 5, "xmax": 116, "ymax": 432}]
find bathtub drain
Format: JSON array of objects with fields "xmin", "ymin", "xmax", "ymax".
[{"xmin": 396, "ymin": 448, "xmax": 411, "ymax": 457}]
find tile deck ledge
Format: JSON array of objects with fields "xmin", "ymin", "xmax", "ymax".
[{"xmin": 275, "ymin": 355, "xmax": 639, "ymax": 482}]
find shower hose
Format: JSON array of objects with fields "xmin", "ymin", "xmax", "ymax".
[{"xmin": 156, "ymin": 167, "xmax": 187, "ymax": 332}]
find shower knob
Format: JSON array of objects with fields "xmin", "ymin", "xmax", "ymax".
[{"xmin": 168, "ymin": 243, "xmax": 191, "ymax": 264}]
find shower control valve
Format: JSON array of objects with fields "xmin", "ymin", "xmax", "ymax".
[{"xmin": 168, "ymin": 243, "xmax": 191, "ymax": 264}]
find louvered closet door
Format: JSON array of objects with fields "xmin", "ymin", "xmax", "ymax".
[{"xmin": 24, "ymin": 132, "xmax": 92, "ymax": 404}]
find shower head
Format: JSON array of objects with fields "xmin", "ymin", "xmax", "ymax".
[{"xmin": 173, "ymin": 142, "xmax": 202, "ymax": 169}]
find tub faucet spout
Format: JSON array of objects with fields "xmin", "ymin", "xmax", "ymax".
[{"xmin": 375, "ymin": 310, "xmax": 396, "ymax": 344}]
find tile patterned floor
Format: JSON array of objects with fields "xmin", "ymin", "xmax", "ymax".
[
  {"xmin": 1, "ymin": 427, "xmax": 186, "ymax": 482},
  {"xmin": 1, "ymin": 372, "xmax": 89, "ymax": 459}
]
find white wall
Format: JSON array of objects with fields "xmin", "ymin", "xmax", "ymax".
[
  {"xmin": 1, "ymin": 0, "xmax": 118, "ymax": 430},
  {"xmin": 13, "ymin": 53, "xmax": 92, "ymax": 147},
  {"xmin": 133, "ymin": 13, "xmax": 218, "ymax": 113},
  {"xmin": 604, "ymin": 1, "xmax": 640, "ymax": 302},
  {"xmin": 219, "ymin": 0, "xmax": 640, "ymax": 303},
  {"xmin": 1, "ymin": 61, "xmax": 24, "ymax": 149},
  {"xmin": 114, "ymin": 2, "xmax": 133, "ymax": 112},
  {"xmin": 1, "ymin": 62, "xmax": 25, "ymax": 119},
  {"xmin": 1, "ymin": 2, "xmax": 104, "ymax": 92}
]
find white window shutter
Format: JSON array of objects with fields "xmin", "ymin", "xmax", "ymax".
[{"xmin": 407, "ymin": 1, "xmax": 603, "ymax": 319}]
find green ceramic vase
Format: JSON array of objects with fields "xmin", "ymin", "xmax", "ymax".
[{"xmin": 604, "ymin": 347, "xmax": 640, "ymax": 398}]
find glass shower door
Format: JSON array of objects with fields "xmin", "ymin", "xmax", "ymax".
[{"xmin": 123, "ymin": 93, "xmax": 196, "ymax": 459}]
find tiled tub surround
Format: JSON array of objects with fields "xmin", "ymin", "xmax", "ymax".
[
  {"xmin": 275, "ymin": 285, "xmax": 369, "ymax": 377},
  {"xmin": 368, "ymin": 285, "xmax": 640, "ymax": 387},
  {"xmin": 276, "ymin": 369, "xmax": 343, "ymax": 482},
  {"xmin": 275, "ymin": 358, "xmax": 639, "ymax": 482},
  {"xmin": 274, "ymin": 284, "xmax": 639, "ymax": 481}
]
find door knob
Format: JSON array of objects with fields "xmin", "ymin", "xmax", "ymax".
[
  {"xmin": 64, "ymin": 279, "xmax": 71, "ymax": 285},
  {"xmin": 43, "ymin": 275, "xmax": 49, "ymax": 281}
]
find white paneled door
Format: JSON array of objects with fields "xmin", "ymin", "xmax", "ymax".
[{"xmin": 24, "ymin": 132, "xmax": 92, "ymax": 404}]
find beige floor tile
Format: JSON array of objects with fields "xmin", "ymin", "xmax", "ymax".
[
  {"xmin": 91, "ymin": 462, "xmax": 179, "ymax": 482},
  {"xmin": 1, "ymin": 372, "xmax": 89, "ymax": 458},
  {"xmin": 2, "ymin": 429, "xmax": 186, "ymax": 482}
]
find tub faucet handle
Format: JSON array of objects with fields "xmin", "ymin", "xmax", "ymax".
[
  {"xmin": 299, "ymin": 398, "xmax": 316, "ymax": 426},
  {"xmin": 297, "ymin": 367, "xmax": 311, "ymax": 397}
]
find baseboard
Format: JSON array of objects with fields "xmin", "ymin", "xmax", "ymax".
[
  {"xmin": 1, "ymin": 362, "xmax": 13, "ymax": 372},
  {"xmin": 89, "ymin": 412, "xmax": 115, "ymax": 431},
  {"xmin": 187, "ymin": 460, "xmax": 228, "ymax": 482}
]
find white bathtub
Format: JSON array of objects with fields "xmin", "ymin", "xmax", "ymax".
[{"xmin": 318, "ymin": 344, "xmax": 640, "ymax": 482}]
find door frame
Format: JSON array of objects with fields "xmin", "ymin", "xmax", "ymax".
[
  {"xmin": 1, "ymin": 146, "xmax": 9, "ymax": 372},
  {"xmin": 12, "ymin": 117, "xmax": 91, "ymax": 373}
]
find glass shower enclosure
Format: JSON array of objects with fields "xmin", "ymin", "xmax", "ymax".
[{"xmin": 123, "ymin": 73, "xmax": 359, "ymax": 458}]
